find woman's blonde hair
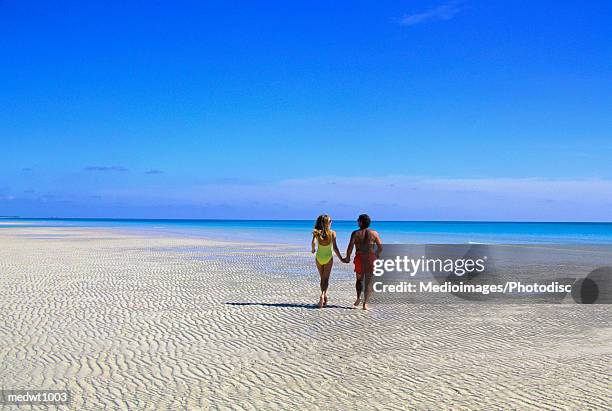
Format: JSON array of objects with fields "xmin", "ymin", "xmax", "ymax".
[{"xmin": 313, "ymin": 214, "xmax": 331, "ymax": 241}]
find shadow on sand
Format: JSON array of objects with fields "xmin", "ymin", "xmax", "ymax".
[{"xmin": 225, "ymin": 302, "xmax": 354, "ymax": 310}]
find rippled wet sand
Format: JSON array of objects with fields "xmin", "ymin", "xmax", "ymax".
[{"xmin": 0, "ymin": 227, "xmax": 610, "ymax": 410}]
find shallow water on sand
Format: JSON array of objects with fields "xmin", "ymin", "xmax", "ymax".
[{"xmin": 3, "ymin": 218, "xmax": 612, "ymax": 245}]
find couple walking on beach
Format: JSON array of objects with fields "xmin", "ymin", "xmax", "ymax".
[{"xmin": 311, "ymin": 214, "xmax": 382, "ymax": 310}]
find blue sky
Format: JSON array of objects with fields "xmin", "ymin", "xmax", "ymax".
[{"xmin": 1, "ymin": 1, "xmax": 611, "ymax": 220}]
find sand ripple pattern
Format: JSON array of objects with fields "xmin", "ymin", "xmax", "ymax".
[{"xmin": 0, "ymin": 227, "xmax": 610, "ymax": 410}]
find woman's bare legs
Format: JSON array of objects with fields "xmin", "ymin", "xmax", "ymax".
[
  {"xmin": 316, "ymin": 259, "xmax": 332, "ymax": 308},
  {"xmin": 322, "ymin": 259, "xmax": 333, "ymax": 306},
  {"xmin": 315, "ymin": 260, "xmax": 324, "ymax": 307}
]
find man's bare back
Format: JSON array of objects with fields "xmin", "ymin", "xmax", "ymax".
[{"xmin": 351, "ymin": 228, "xmax": 382, "ymax": 256}]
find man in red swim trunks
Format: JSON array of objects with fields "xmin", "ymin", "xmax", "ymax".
[{"xmin": 343, "ymin": 214, "xmax": 382, "ymax": 310}]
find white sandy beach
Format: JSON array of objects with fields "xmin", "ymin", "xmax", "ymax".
[{"xmin": 0, "ymin": 226, "xmax": 610, "ymax": 410}]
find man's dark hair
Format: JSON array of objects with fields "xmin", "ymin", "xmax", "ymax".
[{"xmin": 357, "ymin": 214, "xmax": 371, "ymax": 229}]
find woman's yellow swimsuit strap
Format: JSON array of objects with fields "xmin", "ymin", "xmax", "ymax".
[{"xmin": 316, "ymin": 241, "xmax": 333, "ymax": 265}]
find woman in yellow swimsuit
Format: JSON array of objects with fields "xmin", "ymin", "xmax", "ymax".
[{"xmin": 311, "ymin": 214, "xmax": 344, "ymax": 308}]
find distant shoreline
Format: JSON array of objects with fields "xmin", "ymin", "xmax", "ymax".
[{"xmin": 3, "ymin": 218, "xmax": 612, "ymax": 245}]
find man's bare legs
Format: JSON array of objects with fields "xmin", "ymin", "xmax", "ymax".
[
  {"xmin": 316, "ymin": 260, "xmax": 332, "ymax": 308},
  {"xmin": 354, "ymin": 275, "xmax": 363, "ymax": 307},
  {"xmin": 362, "ymin": 272, "xmax": 374, "ymax": 310}
]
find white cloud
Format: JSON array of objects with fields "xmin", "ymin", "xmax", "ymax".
[
  {"xmin": 91, "ymin": 176, "xmax": 612, "ymax": 221},
  {"xmin": 399, "ymin": 1, "xmax": 462, "ymax": 26}
]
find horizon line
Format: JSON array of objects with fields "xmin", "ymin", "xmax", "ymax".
[{"xmin": 2, "ymin": 217, "xmax": 612, "ymax": 224}]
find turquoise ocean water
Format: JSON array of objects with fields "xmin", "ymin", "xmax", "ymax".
[{"xmin": 2, "ymin": 218, "xmax": 612, "ymax": 245}]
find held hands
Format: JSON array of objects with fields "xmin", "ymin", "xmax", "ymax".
[{"xmin": 335, "ymin": 254, "xmax": 350, "ymax": 263}]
